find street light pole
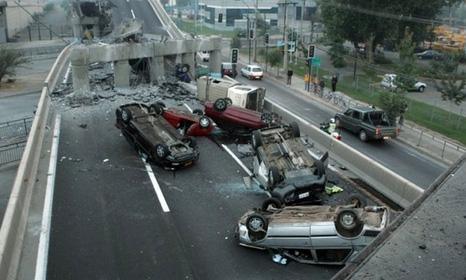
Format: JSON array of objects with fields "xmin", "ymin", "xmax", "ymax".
[
  {"xmin": 283, "ymin": 1, "xmax": 288, "ymax": 71},
  {"xmin": 253, "ymin": 0, "xmax": 258, "ymax": 62}
]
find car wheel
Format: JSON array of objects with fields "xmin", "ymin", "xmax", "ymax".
[
  {"xmin": 261, "ymin": 197, "xmax": 282, "ymax": 212},
  {"xmin": 155, "ymin": 144, "xmax": 169, "ymax": 159},
  {"xmin": 348, "ymin": 194, "xmax": 367, "ymax": 208},
  {"xmin": 251, "ymin": 130, "xmax": 263, "ymax": 150},
  {"xmin": 224, "ymin": 97, "xmax": 233, "ymax": 105},
  {"xmin": 359, "ymin": 130, "xmax": 368, "ymax": 142},
  {"xmin": 335, "ymin": 209, "xmax": 364, "ymax": 238},
  {"xmin": 193, "ymin": 109, "xmax": 204, "ymax": 116},
  {"xmin": 187, "ymin": 137, "xmax": 196, "ymax": 148},
  {"xmin": 181, "ymin": 64, "xmax": 190, "ymax": 73},
  {"xmin": 418, "ymin": 86, "xmax": 425, "ymax": 92},
  {"xmin": 121, "ymin": 108, "xmax": 132, "ymax": 124},
  {"xmin": 150, "ymin": 103, "xmax": 165, "ymax": 115},
  {"xmin": 335, "ymin": 117, "xmax": 341, "ymax": 128},
  {"xmin": 290, "ymin": 122, "xmax": 300, "ymax": 138},
  {"xmin": 260, "ymin": 112, "xmax": 273, "ymax": 125},
  {"xmin": 313, "ymin": 160, "xmax": 325, "ymax": 178},
  {"xmin": 246, "ymin": 213, "xmax": 268, "ymax": 241},
  {"xmin": 268, "ymin": 166, "xmax": 281, "ymax": 188},
  {"xmin": 214, "ymin": 98, "xmax": 227, "ymax": 112},
  {"xmin": 199, "ymin": 116, "xmax": 210, "ymax": 128}
]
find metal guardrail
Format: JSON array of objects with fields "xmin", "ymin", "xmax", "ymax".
[
  {"xmin": 0, "ymin": 40, "xmax": 75, "ymax": 279},
  {"xmin": 0, "ymin": 143, "xmax": 27, "ymax": 165},
  {"xmin": 0, "ymin": 117, "xmax": 33, "ymax": 144}
]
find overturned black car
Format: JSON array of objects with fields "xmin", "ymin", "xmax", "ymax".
[{"xmin": 115, "ymin": 103, "xmax": 199, "ymax": 169}]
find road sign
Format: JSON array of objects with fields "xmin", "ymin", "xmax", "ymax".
[
  {"xmin": 311, "ymin": 56, "xmax": 321, "ymax": 66},
  {"xmin": 231, "ymin": 48, "xmax": 239, "ymax": 63},
  {"xmin": 308, "ymin": 45, "xmax": 315, "ymax": 58}
]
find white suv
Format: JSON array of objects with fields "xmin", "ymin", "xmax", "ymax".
[{"xmin": 241, "ymin": 65, "xmax": 264, "ymax": 80}]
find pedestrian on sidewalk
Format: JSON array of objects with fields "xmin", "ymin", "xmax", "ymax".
[
  {"xmin": 331, "ymin": 74, "xmax": 338, "ymax": 92},
  {"xmin": 287, "ymin": 69, "xmax": 293, "ymax": 85},
  {"xmin": 319, "ymin": 79, "xmax": 325, "ymax": 97},
  {"xmin": 304, "ymin": 73, "xmax": 310, "ymax": 91}
]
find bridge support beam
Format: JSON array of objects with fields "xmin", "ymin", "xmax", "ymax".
[
  {"xmin": 150, "ymin": 56, "xmax": 165, "ymax": 84},
  {"xmin": 114, "ymin": 60, "xmax": 130, "ymax": 88},
  {"xmin": 71, "ymin": 46, "xmax": 90, "ymax": 92}
]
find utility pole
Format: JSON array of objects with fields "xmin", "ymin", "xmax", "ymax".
[
  {"xmin": 253, "ymin": 0, "xmax": 258, "ymax": 62},
  {"xmin": 282, "ymin": 1, "xmax": 288, "ymax": 71},
  {"xmin": 300, "ymin": 0, "xmax": 305, "ymax": 47}
]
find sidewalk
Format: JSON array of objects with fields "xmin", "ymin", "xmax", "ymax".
[{"xmin": 236, "ymin": 52, "xmax": 464, "ymax": 165}]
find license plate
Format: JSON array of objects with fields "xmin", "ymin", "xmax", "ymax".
[
  {"xmin": 383, "ymin": 136, "xmax": 391, "ymax": 140},
  {"xmin": 298, "ymin": 192, "xmax": 310, "ymax": 199}
]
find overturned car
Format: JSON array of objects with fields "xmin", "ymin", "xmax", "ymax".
[
  {"xmin": 251, "ymin": 122, "xmax": 328, "ymax": 208},
  {"xmin": 236, "ymin": 198, "xmax": 389, "ymax": 265},
  {"xmin": 115, "ymin": 103, "xmax": 199, "ymax": 169}
]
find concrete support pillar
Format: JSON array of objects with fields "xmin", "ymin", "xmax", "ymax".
[
  {"xmin": 114, "ymin": 60, "xmax": 130, "ymax": 88},
  {"xmin": 150, "ymin": 56, "xmax": 165, "ymax": 84},
  {"xmin": 71, "ymin": 46, "xmax": 90, "ymax": 92},
  {"xmin": 209, "ymin": 49, "xmax": 221, "ymax": 73},
  {"xmin": 182, "ymin": 52, "xmax": 195, "ymax": 78}
]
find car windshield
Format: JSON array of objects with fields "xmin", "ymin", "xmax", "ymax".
[{"xmin": 252, "ymin": 67, "xmax": 262, "ymax": 72}]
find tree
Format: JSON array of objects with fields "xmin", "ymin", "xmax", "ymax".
[
  {"xmin": 430, "ymin": 53, "xmax": 466, "ymax": 105},
  {"xmin": 0, "ymin": 47, "xmax": 30, "ymax": 85},
  {"xmin": 230, "ymin": 33, "xmax": 242, "ymax": 49},
  {"xmin": 328, "ymin": 39, "xmax": 347, "ymax": 68},
  {"xmin": 379, "ymin": 91, "xmax": 408, "ymax": 125},
  {"xmin": 319, "ymin": 0, "xmax": 447, "ymax": 63},
  {"xmin": 394, "ymin": 27, "xmax": 417, "ymax": 92},
  {"xmin": 267, "ymin": 49, "xmax": 283, "ymax": 76}
]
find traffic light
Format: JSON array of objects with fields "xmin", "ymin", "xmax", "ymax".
[
  {"xmin": 264, "ymin": 33, "xmax": 269, "ymax": 44},
  {"xmin": 231, "ymin": 48, "xmax": 239, "ymax": 63},
  {"xmin": 308, "ymin": 45, "xmax": 315, "ymax": 58},
  {"xmin": 249, "ymin": 29, "xmax": 255, "ymax": 40}
]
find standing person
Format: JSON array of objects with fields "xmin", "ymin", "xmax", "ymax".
[
  {"xmin": 304, "ymin": 73, "xmax": 310, "ymax": 91},
  {"xmin": 319, "ymin": 79, "xmax": 325, "ymax": 97},
  {"xmin": 331, "ymin": 74, "xmax": 338, "ymax": 92},
  {"xmin": 287, "ymin": 69, "xmax": 293, "ymax": 85}
]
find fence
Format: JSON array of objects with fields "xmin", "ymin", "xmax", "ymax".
[
  {"xmin": 0, "ymin": 143, "xmax": 27, "ymax": 165},
  {"xmin": 0, "ymin": 117, "xmax": 33, "ymax": 144}
]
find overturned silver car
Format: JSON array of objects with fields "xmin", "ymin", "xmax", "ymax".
[{"xmin": 236, "ymin": 199, "xmax": 389, "ymax": 265}]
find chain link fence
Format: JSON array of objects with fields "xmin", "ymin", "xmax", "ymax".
[{"xmin": 0, "ymin": 117, "xmax": 33, "ymax": 165}]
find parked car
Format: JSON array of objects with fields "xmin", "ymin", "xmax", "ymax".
[
  {"xmin": 204, "ymin": 98, "xmax": 273, "ymax": 135},
  {"xmin": 251, "ymin": 122, "xmax": 328, "ymax": 209},
  {"xmin": 151, "ymin": 102, "xmax": 214, "ymax": 137},
  {"xmin": 198, "ymin": 51, "xmax": 210, "ymax": 62},
  {"xmin": 240, "ymin": 65, "xmax": 264, "ymax": 80},
  {"xmin": 236, "ymin": 198, "xmax": 389, "ymax": 265},
  {"xmin": 335, "ymin": 107, "xmax": 399, "ymax": 142},
  {"xmin": 115, "ymin": 103, "xmax": 199, "ymax": 168},
  {"xmin": 415, "ymin": 49, "xmax": 444, "ymax": 60},
  {"xmin": 221, "ymin": 62, "xmax": 238, "ymax": 78},
  {"xmin": 380, "ymin": 73, "xmax": 426, "ymax": 92}
]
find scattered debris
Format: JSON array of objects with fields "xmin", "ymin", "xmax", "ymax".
[
  {"xmin": 79, "ymin": 123, "xmax": 88, "ymax": 129},
  {"xmin": 325, "ymin": 184, "xmax": 344, "ymax": 195},
  {"xmin": 272, "ymin": 254, "xmax": 288, "ymax": 265},
  {"xmin": 103, "ymin": 159, "xmax": 109, "ymax": 163},
  {"xmin": 419, "ymin": 244, "xmax": 427, "ymax": 250}
]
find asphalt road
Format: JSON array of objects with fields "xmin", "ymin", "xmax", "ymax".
[
  {"xmin": 47, "ymin": 99, "xmax": 342, "ymax": 279},
  {"xmin": 235, "ymin": 73, "xmax": 446, "ymax": 188},
  {"xmin": 0, "ymin": 92, "xmax": 39, "ymax": 122}
]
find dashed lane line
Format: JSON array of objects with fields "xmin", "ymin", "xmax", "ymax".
[{"xmin": 143, "ymin": 159, "xmax": 170, "ymax": 212}]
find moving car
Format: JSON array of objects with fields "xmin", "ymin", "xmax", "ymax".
[
  {"xmin": 251, "ymin": 122, "xmax": 327, "ymax": 208},
  {"xmin": 335, "ymin": 107, "xmax": 399, "ymax": 142},
  {"xmin": 240, "ymin": 65, "xmax": 264, "ymax": 80},
  {"xmin": 221, "ymin": 62, "xmax": 238, "ymax": 78},
  {"xmin": 380, "ymin": 74, "xmax": 427, "ymax": 92},
  {"xmin": 204, "ymin": 98, "xmax": 273, "ymax": 135},
  {"xmin": 115, "ymin": 103, "xmax": 199, "ymax": 168},
  {"xmin": 236, "ymin": 198, "xmax": 389, "ymax": 265},
  {"xmin": 415, "ymin": 49, "xmax": 443, "ymax": 60}
]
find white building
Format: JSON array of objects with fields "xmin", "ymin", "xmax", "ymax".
[{"xmin": 0, "ymin": 0, "xmax": 44, "ymax": 42}]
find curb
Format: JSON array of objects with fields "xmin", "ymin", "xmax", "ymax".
[{"xmin": 0, "ymin": 90, "xmax": 42, "ymax": 99}]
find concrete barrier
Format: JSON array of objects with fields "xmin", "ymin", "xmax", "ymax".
[
  {"xmin": 0, "ymin": 42, "xmax": 74, "ymax": 280},
  {"xmin": 264, "ymin": 99, "xmax": 424, "ymax": 208},
  {"xmin": 148, "ymin": 0, "xmax": 184, "ymax": 39}
]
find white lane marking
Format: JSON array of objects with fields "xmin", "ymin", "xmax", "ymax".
[
  {"xmin": 131, "ymin": 9, "xmax": 136, "ymax": 19},
  {"xmin": 221, "ymin": 144, "xmax": 253, "ymax": 177},
  {"xmin": 183, "ymin": 103, "xmax": 193, "ymax": 113},
  {"xmin": 265, "ymin": 98, "xmax": 312, "ymax": 126},
  {"xmin": 143, "ymin": 159, "xmax": 170, "ymax": 212},
  {"xmin": 34, "ymin": 114, "xmax": 61, "ymax": 280},
  {"xmin": 62, "ymin": 65, "xmax": 71, "ymax": 84}
]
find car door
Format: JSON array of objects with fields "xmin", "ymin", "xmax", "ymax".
[
  {"xmin": 340, "ymin": 109, "xmax": 353, "ymax": 128},
  {"xmin": 350, "ymin": 110, "xmax": 363, "ymax": 133}
]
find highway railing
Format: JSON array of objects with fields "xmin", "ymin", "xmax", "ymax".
[
  {"xmin": 264, "ymin": 99, "xmax": 425, "ymax": 209},
  {"xmin": 0, "ymin": 41, "xmax": 75, "ymax": 279}
]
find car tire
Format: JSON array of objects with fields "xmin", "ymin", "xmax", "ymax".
[
  {"xmin": 251, "ymin": 130, "xmax": 263, "ymax": 150},
  {"xmin": 290, "ymin": 122, "xmax": 300, "ymax": 138},
  {"xmin": 150, "ymin": 103, "xmax": 165, "ymax": 115},
  {"xmin": 224, "ymin": 97, "xmax": 233, "ymax": 105},
  {"xmin": 193, "ymin": 109, "xmax": 204, "ymax": 116},
  {"xmin": 246, "ymin": 213, "xmax": 268, "ymax": 241},
  {"xmin": 335, "ymin": 209, "xmax": 364, "ymax": 238},
  {"xmin": 181, "ymin": 64, "xmax": 190, "ymax": 73},
  {"xmin": 418, "ymin": 86, "xmax": 425, "ymax": 92},
  {"xmin": 261, "ymin": 197, "xmax": 282, "ymax": 212},
  {"xmin": 155, "ymin": 144, "xmax": 169, "ymax": 159},
  {"xmin": 187, "ymin": 137, "xmax": 196, "ymax": 148},
  {"xmin": 268, "ymin": 166, "xmax": 281, "ymax": 188},
  {"xmin": 313, "ymin": 160, "xmax": 325, "ymax": 177},
  {"xmin": 121, "ymin": 108, "xmax": 132, "ymax": 124},
  {"xmin": 214, "ymin": 98, "xmax": 227, "ymax": 112},
  {"xmin": 335, "ymin": 117, "xmax": 341, "ymax": 128},
  {"xmin": 359, "ymin": 130, "xmax": 368, "ymax": 142},
  {"xmin": 260, "ymin": 112, "xmax": 273, "ymax": 125},
  {"xmin": 348, "ymin": 194, "xmax": 367, "ymax": 208},
  {"xmin": 199, "ymin": 116, "xmax": 210, "ymax": 128}
]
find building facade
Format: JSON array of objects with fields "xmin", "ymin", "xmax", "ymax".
[{"xmin": 1, "ymin": 0, "xmax": 43, "ymax": 42}]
